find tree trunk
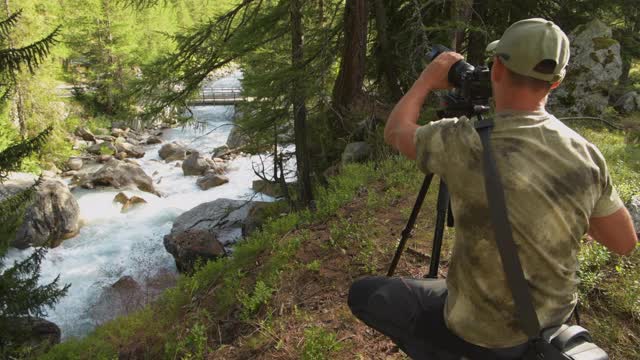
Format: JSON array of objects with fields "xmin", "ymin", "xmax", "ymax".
[
  {"xmin": 450, "ymin": 0, "xmax": 473, "ymax": 52},
  {"xmin": 373, "ymin": 0, "xmax": 402, "ymax": 101},
  {"xmin": 290, "ymin": 0, "xmax": 313, "ymax": 207},
  {"xmin": 4, "ymin": 0, "xmax": 27, "ymax": 138},
  {"xmin": 331, "ymin": 0, "xmax": 368, "ymax": 132},
  {"xmin": 466, "ymin": 0, "xmax": 489, "ymax": 65}
]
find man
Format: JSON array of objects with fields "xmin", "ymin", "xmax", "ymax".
[{"xmin": 348, "ymin": 18, "xmax": 638, "ymax": 359}]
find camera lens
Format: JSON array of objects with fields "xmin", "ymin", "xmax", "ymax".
[{"xmin": 448, "ymin": 61, "xmax": 475, "ymax": 88}]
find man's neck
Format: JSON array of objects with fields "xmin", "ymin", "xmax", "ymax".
[{"xmin": 494, "ymin": 92, "xmax": 548, "ymax": 113}]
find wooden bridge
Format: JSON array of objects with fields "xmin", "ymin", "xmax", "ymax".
[{"xmin": 188, "ymin": 87, "xmax": 249, "ymax": 106}]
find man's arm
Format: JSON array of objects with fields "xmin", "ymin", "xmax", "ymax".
[
  {"xmin": 588, "ymin": 207, "xmax": 638, "ymax": 256},
  {"xmin": 384, "ymin": 52, "xmax": 464, "ymax": 159}
]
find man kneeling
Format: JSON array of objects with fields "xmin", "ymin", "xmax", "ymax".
[{"xmin": 348, "ymin": 18, "xmax": 637, "ymax": 359}]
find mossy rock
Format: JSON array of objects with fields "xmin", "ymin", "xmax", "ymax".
[{"xmin": 592, "ymin": 37, "xmax": 618, "ymax": 51}]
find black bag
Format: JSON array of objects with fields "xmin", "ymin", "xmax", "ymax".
[{"xmin": 474, "ymin": 119, "xmax": 608, "ymax": 360}]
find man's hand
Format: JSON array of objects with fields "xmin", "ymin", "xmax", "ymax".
[
  {"xmin": 416, "ymin": 52, "xmax": 464, "ymax": 92},
  {"xmin": 384, "ymin": 51, "xmax": 464, "ymax": 159}
]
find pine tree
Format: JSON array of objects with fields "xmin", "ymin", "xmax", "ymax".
[{"xmin": 0, "ymin": 9, "xmax": 68, "ymax": 356}]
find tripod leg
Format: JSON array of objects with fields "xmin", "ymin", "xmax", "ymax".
[
  {"xmin": 387, "ymin": 174, "xmax": 434, "ymax": 277},
  {"xmin": 426, "ymin": 181, "xmax": 450, "ymax": 279}
]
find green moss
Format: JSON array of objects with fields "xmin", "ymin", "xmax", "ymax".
[
  {"xmin": 590, "ymin": 52, "xmax": 600, "ymax": 63},
  {"xmin": 592, "ymin": 37, "xmax": 618, "ymax": 51}
]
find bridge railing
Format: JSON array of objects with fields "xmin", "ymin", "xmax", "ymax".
[{"xmin": 196, "ymin": 87, "xmax": 244, "ymax": 103}]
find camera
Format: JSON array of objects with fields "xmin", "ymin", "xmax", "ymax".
[{"xmin": 428, "ymin": 45, "xmax": 492, "ymax": 118}]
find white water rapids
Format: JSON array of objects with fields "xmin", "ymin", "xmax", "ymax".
[{"xmin": 4, "ymin": 76, "xmax": 282, "ymax": 339}]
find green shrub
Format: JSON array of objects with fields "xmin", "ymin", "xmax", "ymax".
[{"xmin": 301, "ymin": 327, "xmax": 343, "ymax": 360}]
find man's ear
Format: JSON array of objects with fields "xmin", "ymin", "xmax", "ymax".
[
  {"xmin": 492, "ymin": 56, "xmax": 505, "ymax": 84},
  {"xmin": 550, "ymin": 81, "xmax": 561, "ymax": 90}
]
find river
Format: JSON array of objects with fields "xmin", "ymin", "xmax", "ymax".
[{"xmin": 4, "ymin": 75, "xmax": 274, "ymax": 339}]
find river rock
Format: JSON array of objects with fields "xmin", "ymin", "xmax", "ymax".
[
  {"xmin": 111, "ymin": 121, "xmax": 128, "ymax": 130},
  {"xmin": 627, "ymin": 196, "xmax": 640, "ymax": 236},
  {"xmin": 182, "ymin": 151, "xmax": 219, "ymax": 176},
  {"xmin": 95, "ymin": 135, "xmax": 116, "ymax": 142},
  {"xmin": 90, "ymin": 276, "xmax": 143, "ymax": 323},
  {"xmin": 164, "ymin": 199, "xmax": 268, "ymax": 272},
  {"xmin": 99, "ymin": 154, "xmax": 114, "ymax": 163},
  {"xmin": 74, "ymin": 127, "xmax": 96, "ymax": 142},
  {"xmin": 242, "ymin": 202, "xmax": 275, "ymax": 237},
  {"xmin": 78, "ymin": 159, "xmax": 159, "ymax": 195},
  {"xmin": 614, "ymin": 91, "xmax": 640, "ymax": 114},
  {"xmin": 67, "ymin": 157, "xmax": 83, "ymax": 171},
  {"xmin": 196, "ymin": 172, "xmax": 229, "ymax": 190},
  {"xmin": 88, "ymin": 142, "xmax": 117, "ymax": 155},
  {"xmin": 226, "ymin": 125, "xmax": 250, "ymax": 149},
  {"xmin": 342, "ymin": 142, "xmax": 371, "ymax": 164},
  {"xmin": 548, "ymin": 19, "xmax": 622, "ymax": 116},
  {"xmin": 8, "ymin": 317, "xmax": 61, "ymax": 352},
  {"xmin": 113, "ymin": 192, "xmax": 148, "ymax": 213},
  {"xmin": 11, "ymin": 178, "xmax": 80, "ymax": 249},
  {"xmin": 73, "ymin": 139, "xmax": 89, "ymax": 150},
  {"xmin": 146, "ymin": 136, "xmax": 163, "ymax": 145},
  {"xmin": 111, "ymin": 128, "xmax": 128, "ymax": 138},
  {"xmin": 213, "ymin": 145, "xmax": 230, "ymax": 158},
  {"xmin": 115, "ymin": 142, "xmax": 145, "ymax": 159},
  {"xmin": 252, "ymin": 179, "xmax": 282, "ymax": 198},
  {"xmin": 159, "ymin": 142, "xmax": 188, "ymax": 161}
]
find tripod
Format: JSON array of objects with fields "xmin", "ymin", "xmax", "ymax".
[
  {"xmin": 387, "ymin": 106, "xmax": 489, "ymax": 278},
  {"xmin": 386, "ymin": 173, "xmax": 453, "ymax": 278}
]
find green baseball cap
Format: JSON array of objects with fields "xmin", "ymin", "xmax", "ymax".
[{"xmin": 486, "ymin": 18, "xmax": 570, "ymax": 83}]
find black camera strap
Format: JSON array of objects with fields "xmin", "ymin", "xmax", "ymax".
[{"xmin": 474, "ymin": 119, "xmax": 543, "ymax": 340}]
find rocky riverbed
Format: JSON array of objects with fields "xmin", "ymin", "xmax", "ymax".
[{"xmin": 2, "ymin": 103, "xmax": 284, "ymax": 340}]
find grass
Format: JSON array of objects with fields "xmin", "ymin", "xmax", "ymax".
[{"xmin": 41, "ymin": 120, "xmax": 639, "ymax": 359}]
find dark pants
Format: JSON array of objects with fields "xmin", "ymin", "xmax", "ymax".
[{"xmin": 348, "ymin": 276, "xmax": 528, "ymax": 360}]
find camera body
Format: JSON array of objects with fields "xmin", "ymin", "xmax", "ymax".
[{"xmin": 428, "ymin": 45, "xmax": 492, "ymax": 118}]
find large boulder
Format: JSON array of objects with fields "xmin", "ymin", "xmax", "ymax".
[
  {"xmin": 182, "ymin": 151, "xmax": 222, "ymax": 176},
  {"xmin": 342, "ymin": 142, "xmax": 371, "ymax": 164},
  {"xmin": 628, "ymin": 196, "xmax": 640, "ymax": 236},
  {"xmin": 76, "ymin": 159, "xmax": 159, "ymax": 195},
  {"xmin": 164, "ymin": 199, "xmax": 268, "ymax": 272},
  {"xmin": 158, "ymin": 142, "xmax": 188, "ymax": 161},
  {"xmin": 11, "ymin": 178, "xmax": 80, "ymax": 249},
  {"xmin": 74, "ymin": 127, "xmax": 96, "ymax": 142},
  {"xmin": 548, "ymin": 19, "xmax": 622, "ymax": 116}
]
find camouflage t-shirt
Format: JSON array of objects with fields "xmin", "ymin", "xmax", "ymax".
[{"xmin": 413, "ymin": 110, "xmax": 623, "ymax": 348}]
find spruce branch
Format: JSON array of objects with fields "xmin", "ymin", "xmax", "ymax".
[
  {"xmin": 0, "ymin": 177, "xmax": 41, "ymax": 227},
  {"xmin": 0, "ymin": 26, "xmax": 61, "ymax": 74},
  {"xmin": 0, "ymin": 10, "xmax": 21, "ymax": 39},
  {"xmin": 0, "ymin": 127, "xmax": 52, "ymax": 180}
]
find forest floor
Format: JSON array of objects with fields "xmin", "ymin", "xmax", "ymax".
[{"xmin": 43, "ymin": 121, "xmax": 640, "ymax": 360}]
